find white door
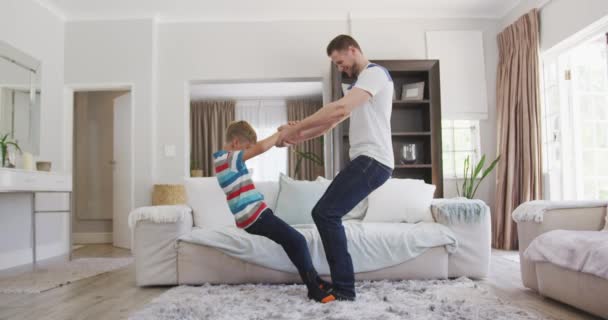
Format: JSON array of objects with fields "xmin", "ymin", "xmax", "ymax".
[{"xmin": 112, "ymin": 92, "xmax": 132, "ymax": 249}]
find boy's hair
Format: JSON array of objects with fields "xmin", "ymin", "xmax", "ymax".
[
  {"xmin": 326, "ymin": 34, "xmax": 362, "ymax": 56},
  {"xmin": 225, "ymin": 120, "xmax": 257, "ymax": 144}
]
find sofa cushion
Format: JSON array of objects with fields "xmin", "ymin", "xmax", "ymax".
[
  {"xmin": 179, "ymin": 222, "xmax": 457, "ymax": 274},
  {"xmin": 184, "ymin": 178, "xmax": 234, "ymax": 228},
  {"xmin": 524, "ymin": 229, "xmax": 608, "ymax": 281},
  {"xmin": 365, "ymin": 179, "xmax": 435, "ymax": 223},
  {"xmin": 604, "ymin": 210, "xmax": 608, "ymax": 231},
  {"xmin": 274, "ymin": 174, "xmax": 328, "ymax": 225}
]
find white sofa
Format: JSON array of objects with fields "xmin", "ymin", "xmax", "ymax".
[
  {"xmin": 130, "ymin": 178, "xmax": 491, "ymax": 286},
  {"xmin": 514, "ymin": 201, "xmax": 608, "ymax": 319}
]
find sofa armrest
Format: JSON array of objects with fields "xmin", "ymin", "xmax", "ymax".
[
  {"xmin": 431, "ymin": 199, "xmax": 491, "ymax": 279},
  {"xmin": 514, "ymin": 204, "xmax": 606, "ymax": 291},
  {"xmin": 129, "ymin": 205, "xmax": 193, "ymax": 286}
]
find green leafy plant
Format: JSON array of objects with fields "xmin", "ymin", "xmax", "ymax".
[
  {"xmin": 293, "ymin": 150, "xmax": 323, "ymax": 180},
  {"xmin": 457, "ymin": 154, "xmax": 500, "ymax": 199},
  {"xmin": 0, "ymin": 133, "xmax": 21, "ymax": 168}
]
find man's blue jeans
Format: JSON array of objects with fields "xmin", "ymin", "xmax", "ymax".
[{"xmin": 312, "ymin": 155, "xmax": 392, "ymax": 298}]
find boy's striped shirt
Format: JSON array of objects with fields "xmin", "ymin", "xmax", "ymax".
[{"xmin": 212, "ymin": 150, "xmax": 266, "ymax": 228}]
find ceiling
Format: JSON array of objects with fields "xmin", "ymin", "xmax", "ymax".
[{"xmin": 37, "ymin": 0, "xmax": 522, "ymax": 22}]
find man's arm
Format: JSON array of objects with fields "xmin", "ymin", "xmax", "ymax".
[
  {"xmin": 277, "ymin": 88, "xmax": 370, "ymax": 145},
  {"xmin": 289, "ymin": 121, "xmax": 337, "ymax": 144},
  {"xmin": 277, "ymin": 120, "xmax": 333, "ymax": 143},
  {"xmin": 242, "ymin": 132, "xmax": 281, "ymax": 161}
]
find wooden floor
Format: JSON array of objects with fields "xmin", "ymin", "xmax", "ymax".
[{"xmin": 0, "ymin": 245, "xmax": 602, "ymax": 320}]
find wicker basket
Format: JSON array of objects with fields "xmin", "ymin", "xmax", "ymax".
[{"xmin": 152, "ymin": 184, "xmax": 186, "ymax": 205}]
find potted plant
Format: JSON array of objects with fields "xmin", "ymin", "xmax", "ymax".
[
  {"xmin": 190, "ymin": 160, "xmax": 203, "ymax": 177},
  {"xmin": 0, "ymin": 133, "xmax": 21, "ymax": 168},
  {"xmin": 293, "ymin": 150, "xmax": 323, "ymax": 180},
  {"xmin": 457, "ymin": 154, "xmax": 500, "ymax": 199}
]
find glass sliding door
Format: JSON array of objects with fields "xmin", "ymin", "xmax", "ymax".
[{"xmin": 542, "ymin": 32, "xmax": 608, "ymax": 200}]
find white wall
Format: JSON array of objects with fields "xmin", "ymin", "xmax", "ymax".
[
  {"xmin": 156, "ymin": 20, "xmax": 346, "ymax": 183},
  {"xmin": 64, "ymin": 17, "xmax": 500, "ymax": 215},
  {"xmin": 65, "ymin": 19, "xmax": 156, "ymax": 209},
  {"xmin": 500, "ymin": 0, "xmax": 608, "ymax": 52},
  {"xmin": 0, "ymin": 0, "xmax": 66, "ymax": 269}
]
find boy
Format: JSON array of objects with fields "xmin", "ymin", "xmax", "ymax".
[{"xmin": 212, "ymin": 120, "xmax": 334, "ymax": 303}]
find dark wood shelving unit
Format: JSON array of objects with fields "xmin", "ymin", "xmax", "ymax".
[{"xmin": 331, "ymin": 60, "xmax": 443, "ymax": 197}]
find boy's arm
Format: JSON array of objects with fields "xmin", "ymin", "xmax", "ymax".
[{"xmin": 242, "ymin": 132, "xmax": 280, "ymax": 162}]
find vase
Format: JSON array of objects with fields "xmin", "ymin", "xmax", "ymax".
[{"xmin": 401, "ymin": 143, "xmax": 417, "ymax": 164}]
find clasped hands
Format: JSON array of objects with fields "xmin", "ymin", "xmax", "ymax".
[{"xmin": 275, "ymin": 121, "xmax": 302, "ymax": 148}]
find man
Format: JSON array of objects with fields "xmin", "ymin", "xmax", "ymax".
[{"xmin": 276, "ymin": 34, "xmax": 394, "ymax": 301}]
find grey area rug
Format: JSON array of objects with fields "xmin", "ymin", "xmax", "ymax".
[
  {"xmin": 130, "ymin": 277, "xmax": 553, "ymax": 320},
  {"xmin": 0, "ymin": 257, "xmax": 133, "ymax": 293}
]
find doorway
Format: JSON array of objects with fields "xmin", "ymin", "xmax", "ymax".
[{"xmin": 70, "ymin": 89, "xmax": 133, "ymax": 250}]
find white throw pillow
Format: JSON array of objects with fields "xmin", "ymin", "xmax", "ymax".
[
  {"xmin": 184, "ymin": 177, "xmax": 234, "ymax": 228},
  {"xmin": 604, "ymin": 209, "xmax": 608, "ymax": 231},
  {"xmin": 275, "ymin": 174, "xmax": 330, "ymax": 225},
  {"xmin": 365, "ymin": 179, "xmax": 435, "ymax": 223}
]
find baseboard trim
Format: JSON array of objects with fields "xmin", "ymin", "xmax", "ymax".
[{"xmin": 73, "ymin": 232, "xmax": 113, "ymax": 244}]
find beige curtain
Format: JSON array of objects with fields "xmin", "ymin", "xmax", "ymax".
[
  {"xmin": 493, "ymin": 9, "xmax": 543, "ymax": 250},
  {"xmin": 287, "ymin": 98, "xmax": 324, "ymax": 180},
  {"xmin": 190, "ymin": 100, "xmax": 235, "ymax": 177}
]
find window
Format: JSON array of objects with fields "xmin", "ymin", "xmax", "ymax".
[
  {"xmin": 235, "ymin": 100, "xmax": 288, "ymax": 181},
  {"xmin": 542, "ymin": 31, "xmax": 608, "ymax": 200},
  {"xmin": 441, "ymin": 120, "xmax": 481, "ymax": 178}
]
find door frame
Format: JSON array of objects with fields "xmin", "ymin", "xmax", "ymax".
[{"xmin": 64, "ymin": 83, "xmax": 134, "ymax": 246}]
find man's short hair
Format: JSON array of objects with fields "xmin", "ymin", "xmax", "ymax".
[
  {"xmin": 326, "ymin": 34, "xmax": 362, "ymax": 56},
  {"xmin": 225, "ymin": 120, "xmax": 257, "ymax": 144}
]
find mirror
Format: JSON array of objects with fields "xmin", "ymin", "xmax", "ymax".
[{"xmin": 0, "ymin": 40, "xmax": 41, "ymax": 157}]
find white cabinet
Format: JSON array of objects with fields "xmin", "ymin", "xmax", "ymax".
[
  {"xmin": 0, "ymin": 168, "xmax": 71, "ymax": 192},
  {"xmin": 0, "ymin": 168, "xmax": 72, "ymax": 269}
]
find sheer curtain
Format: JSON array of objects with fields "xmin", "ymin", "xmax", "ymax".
[{"xmin": 235, "ymin": 100, "xmax": 288, "ymax": 181}]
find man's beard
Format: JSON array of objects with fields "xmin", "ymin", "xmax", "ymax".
[{"xmin": 352, "ymin": 61, "xmax": 364, "ymax": 78}]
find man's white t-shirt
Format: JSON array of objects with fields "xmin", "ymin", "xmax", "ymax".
[{"xmin": 346, "ymin": 63, "xmax": 394, "ymax": 169}]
